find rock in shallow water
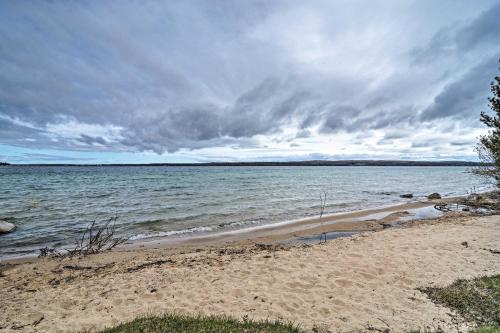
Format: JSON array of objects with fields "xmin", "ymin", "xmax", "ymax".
[
  {"xmin": 0, "ymin": 220, "xmax": 16, "ymax": 234},
  {"xmin": 427, "ymin": 192, "xmax": 442, "ymax": 200},
  {"xmin": 400, "ymin": 193, "xmax": 413, "ymax": 198}
]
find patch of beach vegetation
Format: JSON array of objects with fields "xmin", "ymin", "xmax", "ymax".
[
  {"xmin": 91, "ymin": 314, "xmax": 304, "ymax": 333},
  {"xmin": 420, "ymin": 275, "xmax": 500, "ymax": 330},
  {"xmin": 472, "ymin": 327, "xmax": 500, "ymax": 333}
]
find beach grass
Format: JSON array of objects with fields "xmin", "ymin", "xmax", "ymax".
[
  {"xmin": 420, "ymin": 275, "xmax": 500, "ymax": 327},
  {"xmin": 88, "ymin": 312, "xmax": 500, "ymax": 333},
  {"xmin": 92, "ymin": 314, "xmax": 304, "ymax": 333},
  {"xmin": 472, "ymin": 327, "xmax": 500, "ymax": 333}
]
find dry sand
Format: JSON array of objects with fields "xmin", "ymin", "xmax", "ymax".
[{"xmin": 1, "ymin": 212, "xmax": 499, "ymax": 333}]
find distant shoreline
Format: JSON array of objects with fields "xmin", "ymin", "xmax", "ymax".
[{"xmin": 0, "ymin": 160, "xmax": 485, "ymax": 167}]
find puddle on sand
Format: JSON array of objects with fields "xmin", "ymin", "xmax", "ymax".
[
  {"xmin": 400, "ymin": 205, "xmax": 443, "ymax": 222},
  {"xmin": 280, "ymin": 231, "xmax": 359, "ymax": 245},
  {"xmin": 360, "ymin": 205, "xmax": 443, "ymax": 225},
  {"xmin": 278, "ymin": 205, "xmax": 446, "ymax": 246}
]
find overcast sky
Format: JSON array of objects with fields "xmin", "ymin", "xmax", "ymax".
[{"xmin": 1, "ymin": 0, "xmax": 499, "ymax": 163}]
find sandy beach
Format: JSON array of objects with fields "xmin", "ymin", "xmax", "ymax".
[
  {"xmin": 2, "ymin": 0, "xmax": 499, "ymax": 331},
  {"xmin": 1, "ymin": 206, "xmax": 499, "ymax": 333}
]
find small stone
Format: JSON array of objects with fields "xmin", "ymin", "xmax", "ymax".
[
  {"xmin": 400, "ymin": 193, "xmax": 413, "ymax": 198},
  {"xmin": 0, "ymin": 220, "xmax": 16, "ymax": 234},
  {"xmin": 427, "ymin": 192, "xmax": 442, "ymax": 200}
]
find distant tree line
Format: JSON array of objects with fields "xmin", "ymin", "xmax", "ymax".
[{"xmin": 2, "ymin": 161, "xmax": 485, "ymax": 167}]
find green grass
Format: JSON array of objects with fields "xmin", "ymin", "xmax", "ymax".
[
  {"xmin": 93, "ymin": 314, "xmax": 305, "ymax": 333},
  {"xmin": 472, "ymin": 327, "xmax": 500, "ymax": 333},
  {"xmin": 419, "ymin": 275, "xmax": 500, "ymax": 327}
]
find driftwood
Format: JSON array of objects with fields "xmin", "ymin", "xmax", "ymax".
[
  {"xmin": 319, "ymin": 191, "xmax": 327, "ymax": 218},
  {"xmin": 39, "ymin": 216, "xmax": 128, "ymax": 258},
  {"xmin": 66, "ymin": 216, "xmax": 127, "ymax": 256}
]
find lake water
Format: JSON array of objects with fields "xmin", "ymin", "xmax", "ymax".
[{"xmin": 0, "ymin": 165, "xmax": 488, "ymax": 258}]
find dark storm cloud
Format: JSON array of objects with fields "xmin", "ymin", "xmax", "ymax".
[
  {"xmin": 320, "ymin": 106, "xmax": 362, "ymax": 133},
  {"xmin": 77, "ymin": 135, "xmax": 109, "ymax": 146},
  {"xmin": 420, "ymin": 56, "xmax": 499, "ymax": 121},
  {"xmin": 411, "ymin": 2, "xmax": 500, "ymax": 64},
  {"xmin": 0, "ymin": 1, "xmax": 498, "ymax": 156},
  {"xmin": 410, "ymin": 2, "xmax": 500, "ymax": 123},
  {"xmin": 0, "ymin": 118, "xmax": 41, "ymax": 141}
]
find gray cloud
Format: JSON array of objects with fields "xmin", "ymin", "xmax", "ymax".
[
  {"xmin": 0, "ymin": 1, "xmax": 498, "ymax": 157},
  {"xmin": 411, "ymin": 2, "xmax": 500, "ymax": 64},
  {"xmin": 450, "ymin": 140, "xmax": 475, "ymax": 146},
  {"xmin": 382, "ymin": 130, "xmax": 410, "ymax": 141},
  {"xmin": 420, "ymin": 56, "xmax": 499, "ymax": 121},
  {"xmin": 77, "ymin": 134, "xmax": 109, "ymax": 146},
  {"xmin": 321, "ymin": 106, "xmax": 362, "ymax": 133}
]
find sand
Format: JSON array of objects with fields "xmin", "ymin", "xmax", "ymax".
[{"xmin": 1, "ymin": 212, "xmax": 499, "ymax": 332}]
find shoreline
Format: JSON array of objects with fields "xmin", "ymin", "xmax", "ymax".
[
  {"xmin": 1, "ymin": 210, "xmax": 498, "ymax": 332},
  {"xmin": 0, "ymin": 195, "xmax": 466, "ymax": 262},
  {"xmin": 122, "ymin": 193, "xmax": 472, "ymax": 251},
  {"xmin": 124, "ymin": 198, "xmax": 444, "ymax": 250}
]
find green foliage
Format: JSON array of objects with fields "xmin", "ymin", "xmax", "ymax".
[
  {"xmin": 92, "ymin": 314, "xmax": 304, "ymax": 333},
  {"xmin": 475, "ymin": 60, "xmax": 500, "ymax": 187},
  {"xmin": 420, "ymin": 275, "xmax": 500, "ymax": 327}
]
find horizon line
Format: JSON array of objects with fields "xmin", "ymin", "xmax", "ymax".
[{"xmin": 0, "ymin": 159, "xmax": 484, "ymax": 167}]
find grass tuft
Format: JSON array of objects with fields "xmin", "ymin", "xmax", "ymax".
[
  {"xmin": 419, "ymin": 275, "xmax": 500, "ymax": 327},
  {"xmin": 92, "ymin": 313, "xmax": 304, "ymax": 333},
  {"xmin": 472, "ymin": 327, "xmax": 500, "ymax": 333}
]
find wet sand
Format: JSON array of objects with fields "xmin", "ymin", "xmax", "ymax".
[{"xmin": 125, "ymin": 198, "xmax": 451, "ymax": 251}]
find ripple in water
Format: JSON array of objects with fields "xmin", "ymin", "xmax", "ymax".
[{"xmin": 0, "ymin": 165, "xmax": 490, "ymax": 258}]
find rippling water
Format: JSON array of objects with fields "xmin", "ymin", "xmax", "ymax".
[{"xmin": 0, "ymin": 165, "xmax": 488, "ymax": 258}]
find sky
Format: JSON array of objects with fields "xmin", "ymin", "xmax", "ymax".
[{"xmin": 0, "ymin": 1, "xmax": 499, "ymax": 164}]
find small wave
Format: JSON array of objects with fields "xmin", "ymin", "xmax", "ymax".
[
  {"xmin": 131, "ymin": 219, "xmax": 166, "ymax": 228},
  {"xmin": 217, "ymin": 218, "xmax": 264, "ymax": 228},
  {"xmin": 129, "ymin": 225, "xmax": 215, "ymax": 240},
  {"xmin": 361, "ymin": 190, "xmax": 397, "ymax": 196},
  {"xmin": 168, "ymin": 185, "xmax": 186, "ymax": 189},
  {"xmin": 85, "ymin": 193, "xmax": 112, "ymax": 199},
  {"xmin": 133, "ymin": 211, "xmax": 238, "ymax": 228},
  {"xmin": 129, "ymin": 217, "xmax": 267, "ymax": 241},
  {"xmin": 377, "ymin": 191, "xmax": 397, "ymax": 195}
]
